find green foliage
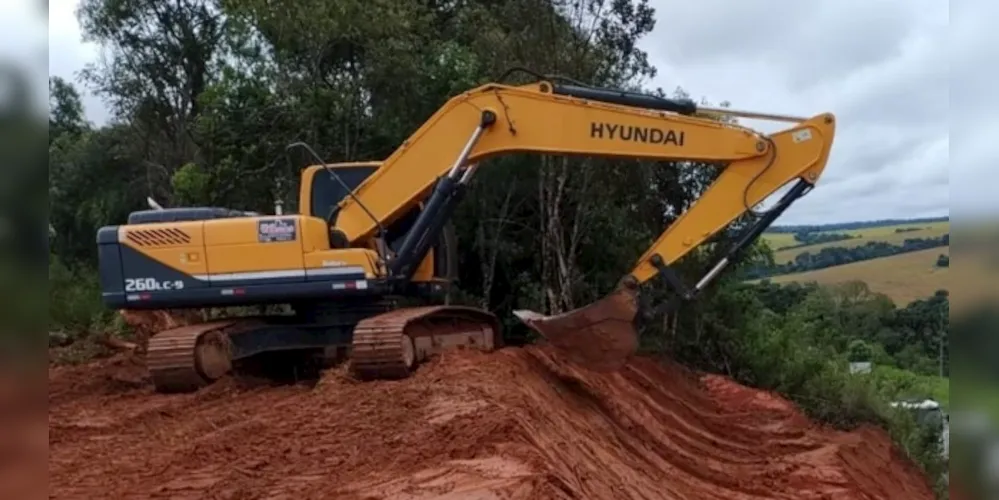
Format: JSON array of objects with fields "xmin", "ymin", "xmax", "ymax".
[
  {"xmin": 49, "ymin": 76, "xmax": 88, "ymax": 141},
  {"xmin": 935, "ymin": 254, "xmax": 949, "ymax": 267},
  {"xmin": 689, "ymin": 288, "xmax": 882, "ymax": 428},
  {"xmin": 654, "ymin": 278, "xmax": 948, "ymax": 489},
  {"xmin": 784, "ymin": 230, "xmax": 854, "ymax": 249},
  {"xmin": 746, "ymin": 280, "xmax": 948, "ymax": 376},
  {"xmin": 847, "ymin": 339, "xmax": 874, "ymax": 362},
  {"xmin": 48, "ymin": 253, "xmax": 121, "ymax": 341},
  {"xmin": 864, "ymin": 365, "xmax": 949, "ymax": 408},
  {"xmin": 884, "ymin": 406, "xmax": 947, "ymax": 497},
  {"xmin": 171, "ymin": 163, "xmax": 213, "ymax": 205}
]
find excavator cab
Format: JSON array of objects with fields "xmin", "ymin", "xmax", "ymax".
[
  {"xmin": 298, "ymin": 159, "xmax": 460, "ymax": 292},
  {"xmin": 306, "ymin": 163, "xmax": 379, "ymax": 226}
]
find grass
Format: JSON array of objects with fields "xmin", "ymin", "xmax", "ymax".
[
  {"xmin": 848, "ymin": 221, "xmax": 950, "ymax": 239},
  {"xmin": 867, "ymin": 365, "xmax": 950, "ymax": 410},
  {"xmin": 759, "ymin": 247, "xmax": 949, "ymax": 306},
  {"xmin": 760, "ymin": 232, "xmax": 798, "ymax": 249},
  {"xmin": 767, "ymin": 221, "xmax": 950, "ymax": 264}
]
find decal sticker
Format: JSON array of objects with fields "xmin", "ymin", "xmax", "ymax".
[
  {"xmin": 590, "ymin": 122, "xmax": 685, "ymax": 146},
  {"xmin": 125, "ymin": 278, "xmax": 185, "ymax": 292},
  {"xmin": 258, "ymin": 218, "xmax": 297, "ymax": 242}
]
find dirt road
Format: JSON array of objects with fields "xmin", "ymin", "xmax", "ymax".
[{"xmin": 49, "ymin": 345, "xmax": 935, "ymax": 499}]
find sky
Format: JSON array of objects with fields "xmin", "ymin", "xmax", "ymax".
[
  {"xmin": 10, "ymin": 0, "xmax": 986, "ymax": 225},
  {"xmin": 639, "ymin": 0, "xmax": 961, "ymax": 225}
]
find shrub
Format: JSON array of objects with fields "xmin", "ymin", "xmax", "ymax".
[
  {"xmin": 664, "ymin": 282, "xmax": 949, "ymax": 495},
  {"xmin": 48, "ymin": 254, "xmax": 124, "ymax": 345}
]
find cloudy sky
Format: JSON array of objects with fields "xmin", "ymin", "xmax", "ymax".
[
  {"xmin": 11, "ymin": 0, "xmax": 985, "ymax": 225},
  {"xmin": 640, "ymin": 0, "xmax": 962, "ymax": 225}
]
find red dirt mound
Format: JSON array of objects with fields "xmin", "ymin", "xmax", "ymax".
[{"xmin": 48, "ymin": 345, "xmax": 935, "ymax": 499}]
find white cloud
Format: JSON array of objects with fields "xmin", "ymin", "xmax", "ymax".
[{"xmin": 639, "ymin": 0, "xmax": 958, "ymax": 225}]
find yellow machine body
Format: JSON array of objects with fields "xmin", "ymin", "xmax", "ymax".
[{"xmin": 98, "ymin": 162, "xmax": 449, "ymax": 311}]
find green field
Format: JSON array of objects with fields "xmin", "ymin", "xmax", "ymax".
[
  {"xmin": 760, "ymin": 232, "xmax": 797, "ymax": 249},
  {"xmin": 760, "ymin": 247, "xmax": 949, "ymax": 306},
  {"xmin": 763, "ymin": 221, "xmax": 950, "ymax": 264}
]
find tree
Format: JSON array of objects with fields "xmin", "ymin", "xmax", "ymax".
[
  {"xmin": 76, "ymin": 0, "xmax": 230, "ymax": 205},
  {"xmin": 935, "ymin": 254, "xmax": 949, "ymax": 267},
  {"xmin": 48, "ymin": 77, "xmax": 88, "ymax": 142},
  {"xmin": 847, "ymin": 339, "xmax": 874, "ymax": 363}
]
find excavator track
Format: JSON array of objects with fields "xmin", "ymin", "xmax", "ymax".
[
  {"xmin": 145, "ymin": 319, "xmax": 260, "ymax": 393},
  {"xmin": 143, "ymin": 304, "xmax": 502, "ymax": 390},
  {"xmin": 350, "ymin": 305, "xmax": 502, "ymax": 380}
]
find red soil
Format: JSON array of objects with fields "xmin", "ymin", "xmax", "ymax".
[{"xmin": 48, "ymin": 345, "xmax": 935, "ymax": 499}]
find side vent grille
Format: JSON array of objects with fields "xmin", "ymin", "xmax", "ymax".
[{"xmin": 125, "ymin": 228, "xmax": 192, "ymax": 246}]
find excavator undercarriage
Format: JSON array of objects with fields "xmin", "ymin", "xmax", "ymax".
[{"xmin": 131, "ymin": 294, "xmax": 504, "ymax": 393}]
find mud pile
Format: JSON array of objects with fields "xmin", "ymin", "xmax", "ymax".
[{"xmin": 49, "ymin": 345, "xmax": 935, "ymax": 499}]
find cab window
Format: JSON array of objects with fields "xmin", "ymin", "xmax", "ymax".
[
  {"xmin": 308, "ymin": 165, "xmax": 420, "ymax": 251},
  {"xmin": 310, "ymin": 166, "xmax": 377, "ymax": 219}
]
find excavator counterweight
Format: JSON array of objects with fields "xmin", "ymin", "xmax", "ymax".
[{"xmin": 95, "ymin": 70, "xmax": 835, "ymax": 391}]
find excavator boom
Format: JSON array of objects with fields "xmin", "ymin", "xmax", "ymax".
[{"xmin": 324, "ymin": 78, "xmax": 836, "ymax": 370}]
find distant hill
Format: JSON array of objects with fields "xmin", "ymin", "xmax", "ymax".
[
  {"xmin": 766, "ymin": 216, "xmax": 949, "ymax": 234},
  {"xmin": 751, "ymin": 217, "xmax": 952, "ymax": 306},
  {"xmin": 767, "ymin": 221, "xmax": 950, "ymax": 264}
]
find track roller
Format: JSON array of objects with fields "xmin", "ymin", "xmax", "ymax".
[{"xmin": 350, "ymin": 305, "xmax": 502, "ymax": 380}]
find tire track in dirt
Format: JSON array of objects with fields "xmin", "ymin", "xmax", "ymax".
[{"xmin": 48, "ymin": 345, "xmax": 936, "ymax": 500}]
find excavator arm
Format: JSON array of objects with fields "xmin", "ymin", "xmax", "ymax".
[{"xmin": 326, "ymin": 77, "xmax": 836, "ymax": 370}]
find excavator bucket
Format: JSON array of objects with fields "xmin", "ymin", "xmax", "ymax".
[{"xmin": 513, "ymin": 284, "xmax": 640, "ymax": 371}]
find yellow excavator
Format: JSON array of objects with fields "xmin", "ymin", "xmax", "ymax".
[{"xmin": 95, "ymin": 70, "xmax": 836, "ymax": 392}]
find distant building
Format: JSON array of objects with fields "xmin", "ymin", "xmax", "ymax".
[{"xmin": 849, "ymin": 361, "xmax": 872, "ymax": 374}]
